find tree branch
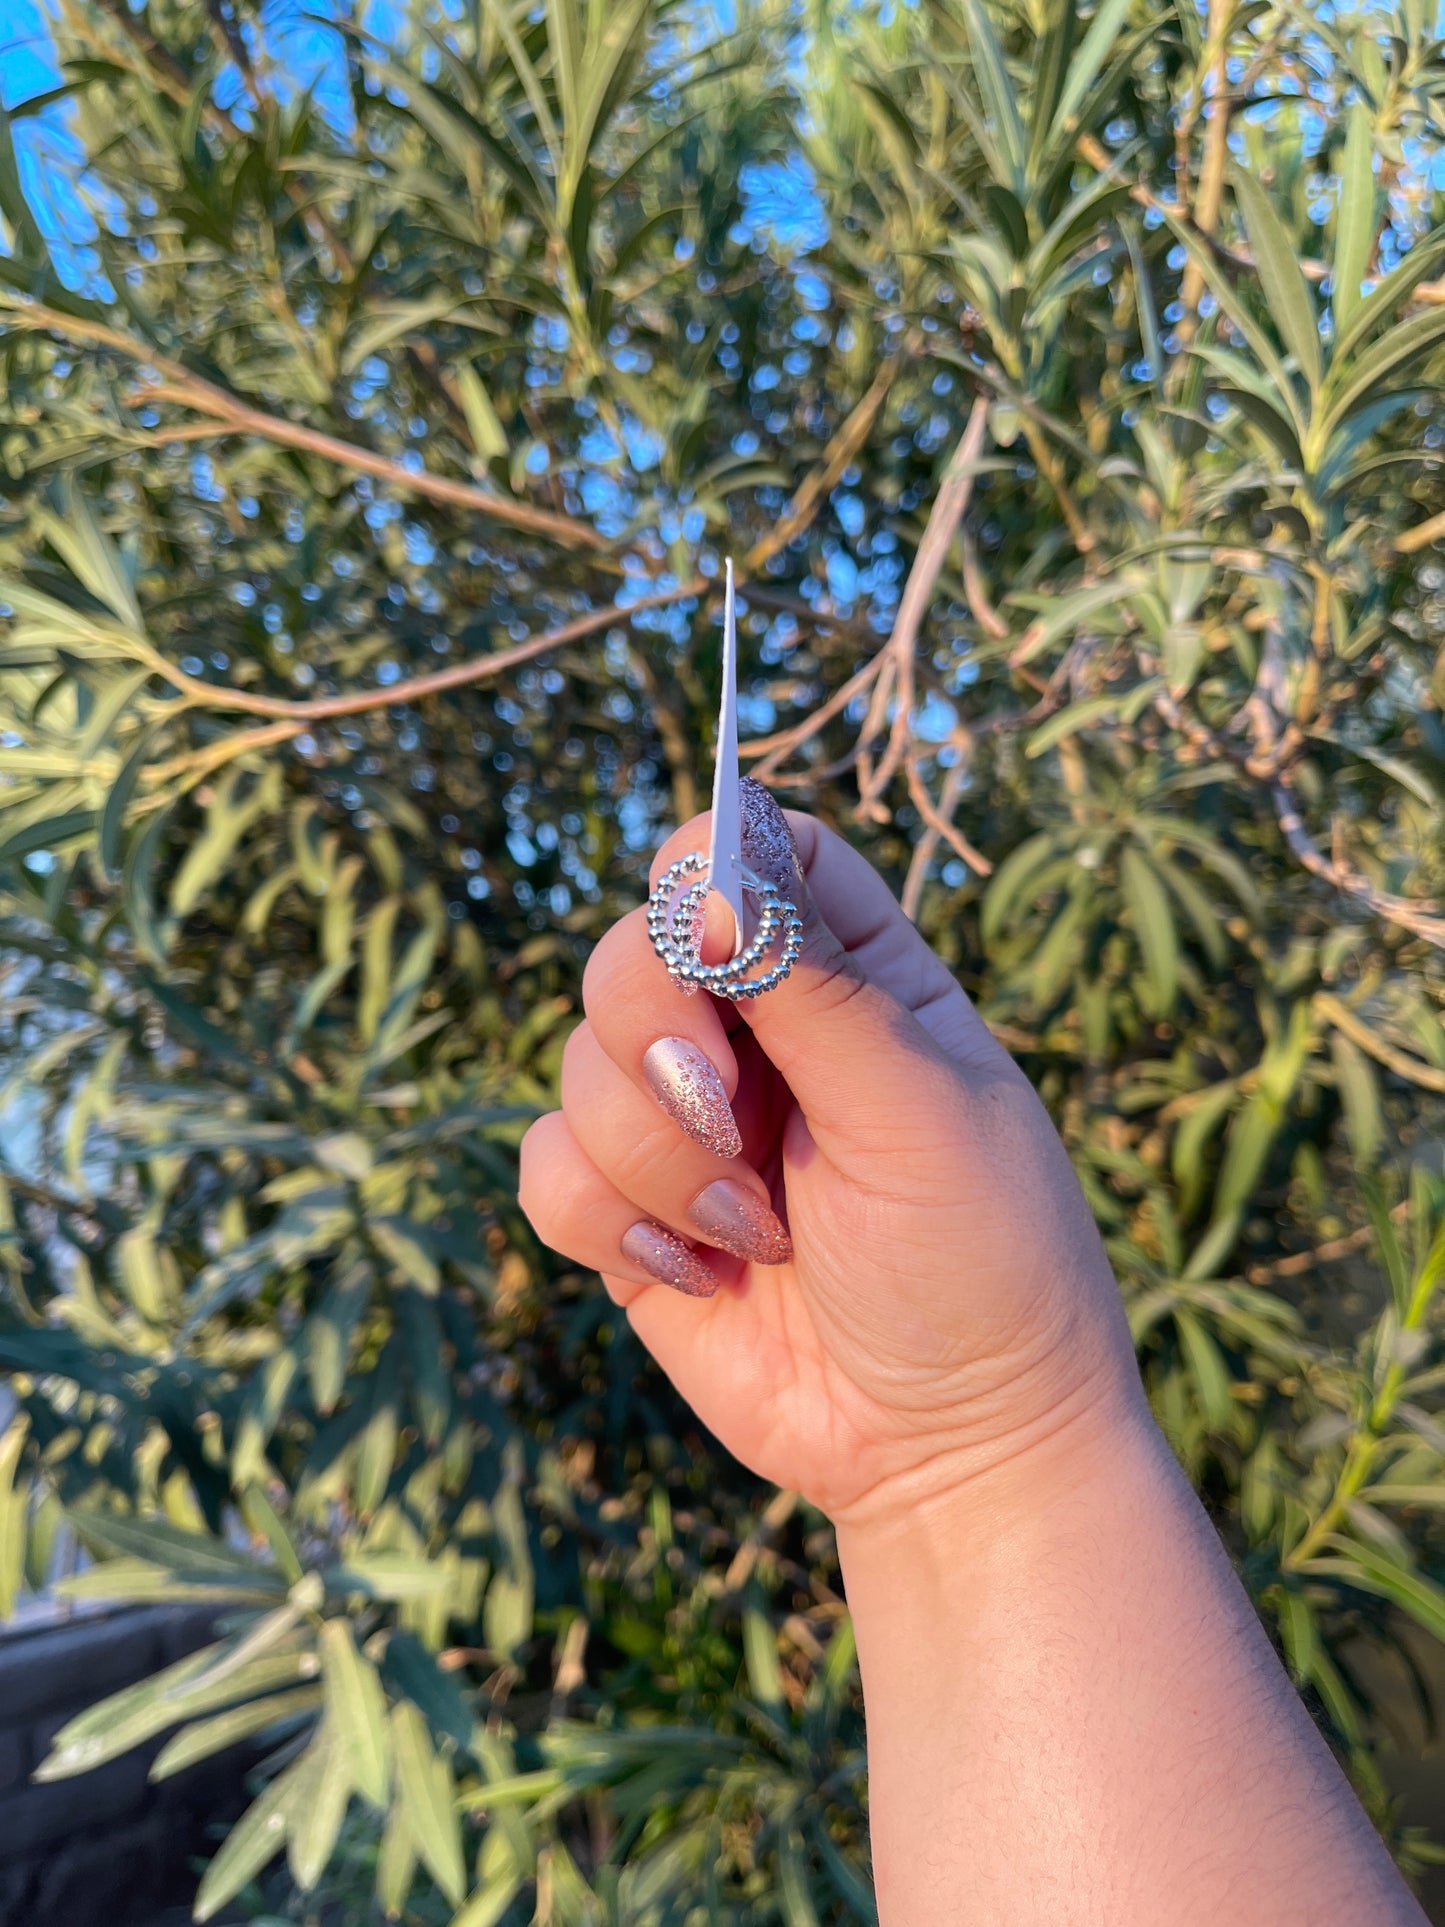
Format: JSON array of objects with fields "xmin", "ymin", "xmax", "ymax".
[
  {"xmin": 1271, "ymin": 782, "xmax": 1445, "ymax": 950},
  {"xmin": 856, "ymin": 397, "xmax": 991, "ymax": 817},
  {"xmin": 0, "ymin": 297, "xmax": 601, "ymax": 550},
  {"xmin": 744, "ymin": 357, "xmax": 899, "ymax": 574},
  {"xmin": 1313, "ymin": 992, "xmax": 1445, "ymax": 1095},
  {"xmin": 140, "ymin": 582, "xmax": 701, "ymax": 723}
]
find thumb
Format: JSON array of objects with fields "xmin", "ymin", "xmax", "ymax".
[{"xmin": 720, "ymin": 779, "xmax": 969, "ymax": 1140}]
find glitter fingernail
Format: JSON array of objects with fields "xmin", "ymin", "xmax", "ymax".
[
  {"xmin": 620, "ymin": 1221, "xmax": 718, "ymax": 1298},
  {"xmin": 687, "ymin": 1178, "xmax": 792, "ymax": 1266},
  {"xmin": 739, "ymin": 776, "xmax": 806, "ymax": 898},
  {"xmin": 642, "ymin": 1037, "xmax": 742, "ymax": 1158}
]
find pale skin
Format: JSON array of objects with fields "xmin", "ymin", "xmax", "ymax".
[{"xmin": 518, "ymin": 785, "xmax": 1426, "ymax": 1925}]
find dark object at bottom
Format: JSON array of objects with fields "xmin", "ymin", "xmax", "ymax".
[{"xmin": 0, "ymin": 1605, "xmax": 249, "ymax": 1927}]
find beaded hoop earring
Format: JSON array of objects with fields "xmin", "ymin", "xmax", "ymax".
[{"xmin": 647, "ymin": 851, "xmax": 802, "ymax": 1000}]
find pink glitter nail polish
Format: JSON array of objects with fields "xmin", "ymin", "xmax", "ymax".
[
  {"xmin": 620, "ymin": 1221, "xmax": 718, "ymax": 1297},
  {"xmin": 642, "ymin": 1038, "xmax": 742, "ymax": 1159},
  {"xmin": 739, "ymin": 776, "xmax": 806, "ymax": 898},
  {"xmin": 687, "ymin": 1178, "xmax": 792, "ymax": 1266}
]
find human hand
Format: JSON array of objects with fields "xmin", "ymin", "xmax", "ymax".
[{"xmin": 518, "ymin": 781, "xmax": 1145, "ymax": 1528}]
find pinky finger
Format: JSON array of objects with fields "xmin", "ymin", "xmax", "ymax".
[{"xmin": 517, "ymin": 1109, "xmax": 729, "ymax": 1304}]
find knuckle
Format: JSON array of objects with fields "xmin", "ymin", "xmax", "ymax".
[
  {"xmin": 517, "ymin": 1110, "xmax": 568, "ymax": 1221},
  {"xmin": 596, "ymin": 1120, "xmax": 680, "ymax": 1199},
  {"xmin": 580, "ymin": 905, "xmax": 649, "ymax": 1016},
  {"xmin": 559, "ymin": 1019, "xmax": 591, "ymax": 1086}
]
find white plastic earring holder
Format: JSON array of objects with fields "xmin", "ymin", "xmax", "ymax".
[{"xmin": 646, "ymin": 560, "xmax": 801, "ymax": 1001}]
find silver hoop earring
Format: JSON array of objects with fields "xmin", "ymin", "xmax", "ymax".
[{"xmin": 647, "ymin": 851, "xmax": 802, "ymax": 1000}]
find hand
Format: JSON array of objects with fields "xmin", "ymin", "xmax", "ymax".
[{"xmin": 519, "ymin": 781, "xmax": 1144, "ymax": 1528}]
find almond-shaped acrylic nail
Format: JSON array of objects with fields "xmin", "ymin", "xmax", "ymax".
[
  {"xmin": 620, "ymin": 1221, "xmax": 718, "ymax": 1298},
  {"xmin": 687, "ymin": 1178, "xmax": 792, "ymax": 1266},
  {"xmin": 642, "ymin": 1037, "xmax": 742, "ymax": 1159}
]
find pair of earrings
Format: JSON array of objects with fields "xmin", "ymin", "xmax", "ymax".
[{"xmin": 646, "ymin": 561, "xmax": 801, "ymax": 1001}]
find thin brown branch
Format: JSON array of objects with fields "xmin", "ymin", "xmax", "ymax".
[
  {"xmin": 0, "ymin": 297, "xmax": 601, "ymax": 550},
  {"xmin": 714, "ymin": 1489, "xmax": 799, "ymax": 1598},
  {"xmin": 1076, "ymin": 132, "xmax": 1445, "ymax": 307},
  {"xmin": 743, "ymin": 653, "xmax": 889, "ymax": 778},
  {"xmin": 147, "ymin": 582, "xmax": 701, "ymax": 723},
  {"xmin": 857, "ymin": 397, "xmax": 992, "ymax": 818},
  {"xmin": 902, "ymin": 748, "xmax": 991, "ymax": 923},
  {"xmin": 960, "ymin": 525, "xmax": 1009, "ymax": 641},
  {"xmin": 1246, "ymin": 1200, "xmax": 1409, "ymax": 1284},
  {"xmin": 1313, "ymin": 992, "xmax": 1445, "ymax": 1095},
  {"xmin": 203, "ymin": 0, "xmax": 257, "ymax": 94},
  {"xmin": 1395, "ymin": 506, "xmax": 1445, "ymax": 556},
  {"xmin": 1178, "ymin": 0, "xmax": 1233, "ymax": 333},
  {"xmin": 88, "ymin": 0, "xmax": 194, "ymax": 104},
  {"xmin": 744, "ymin": 358, "xmax": 899, "ymax": 575},
  {"xmin": 1272, "ymin": 782, "xmax": 1445, "ymax": 950}
]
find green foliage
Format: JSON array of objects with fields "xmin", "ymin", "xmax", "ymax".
[{"xmin": 1, "ymin": 0, "xmax": 1444, "ymax": 1917}]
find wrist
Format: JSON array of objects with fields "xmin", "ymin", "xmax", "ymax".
[{"xmin": 833, "ymin": 1370, "xmax": 1166, "ymax": 1575}]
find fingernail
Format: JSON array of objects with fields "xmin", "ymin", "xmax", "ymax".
[
  {"xmin": 739, "ymin": 777, "xmax": 806, "ymax": 898},
  {"xmin": 687, "ymin": 1178, "xmax": 792, "ymax": 1266},
  {"xmin": 621, "ymin": 1222, "xmax": 718, "ymax": 1298},
  {"xmin": 642, "ymin": 1038, "xmax": 742, "ymax": 1158}
]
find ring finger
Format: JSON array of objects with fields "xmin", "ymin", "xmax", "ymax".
[{"xmin": 560, "ymin": 1021, "xmax": 792, "ymax": 1268}]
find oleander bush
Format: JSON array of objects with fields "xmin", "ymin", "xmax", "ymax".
[{"xmin": 1, "ymin": 0, "xmax": 1445, "ymax": 1918}]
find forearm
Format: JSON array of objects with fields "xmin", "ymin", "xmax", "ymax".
[{"xmin": 837, "ymin": 1399, "xmax": 1424, "ymax": 1927}]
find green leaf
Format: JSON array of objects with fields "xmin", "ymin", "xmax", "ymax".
[
  {"xmin": 392, "ymin": 1701, "xmax": 466, "ymax": 1906},
  {"xmin": 287, "ymin": 1717, "xmax": 352, "ymax": 1893},
  {"xmin": 37, "ymin": 1643, "xmax": 312, "ymax": 1780},
  {"xmin": 99, "ymin": 721, "xmax": 164, "ymax": 877},
  {"xmin": 168, "ymin": 765, "xmax": 281, "ymax": 920},
  {"xmin": 484, "ymin": 1476, "xmax": 534, "ymax": 1660},
  {"xmin": 381, "ymin": 1631, "xmax": 474, "ymax": 1752},
  {"xmin": 1052, "ymin": 0, "xmax": 1134, "ymax": 138},
  {"xmin": 1232, "ymin": 166, "xmax": 1321, "ymax": 393},
  {"xmin": 149, "ymin": 1685, "xmax": 323, "ymax": 1781},
  {"xmin": 742, "ymin": 1592, "xmax": 787, "ymax": 1720},
  {"xmin": 306, "ymin": 1259, "xmax": 373, "ymax": 1415},
  {"xmin": 1361, "ymin": 1177, "xmax": 1410, "ymax": 1319},
  {"xmin": 778, "ymin": 1829, "xmax": 824, "ymax": 1927},
  {"xmin": 67, "ymin": 1510, "xmax": 281, "ymax": 1582},
  {"xmin": 1010, "ymin": 578, "xmax": 1129, "ymax": 664},
  {"xmin": 1330, "ymin": 1033, "xmax": 1383, "ymax": 1169},
  {"xmin": 958, "ymin": 0, "xmax": 1026, "ymax": 191},
  {"xmin": 0, "ymin": 1415, "xmax": 29, "ymax": 1619},
  {"xmin": 1332, "ymin": 223, "xmax": 1445, "ymax": 365},
  {"xmin": 1273, "ymin": 1586, "xmax": 1318, "ymax": 1684},
  {"xmin": 1322, "ymin": 307, "xmax": 1445, "ymax": 439},
  {"xmin": 370, "ymin": 1216, "xmax": 442, "ymax": 1293},
  {"xmin": 340, "ymin": 298, "xmax": 464, "ymax": 377},
  {"xmin": 327, "ymin": 1552, "xmax": 455, "ymax": 1601},
  {"xmin": 1333, "ymin": 102, "xmax": 1377, "ymax": 337},
  {"xmin": 320, "ymin": 1618, "xmax": 391, "ymax": 1807},
  {"xmin": 1121, "ymin": 846, "xmax": 1178, "ymax": 1015},
  {"xmin": 193, "ymin": 1757, "xmax": 305, "ymax": 1922},
  {"xmin": 1159, "ymin": 210, "xmax": 1300, "ymax": 427},
  {"xmin": 376, "ymin": 1798, "xmax": 418, "ymax": 1919},
  {"xmin": 0, "ymin": 807, "xmax": 97, "ymax": 868},
  {"xmin": 1175, "ymin": 1308, "xmax": 1234, "ymax": 1430},
  {"xmin": 1027, "ymin": 685, "xmax": 1160, "ymax": 758},
  {"xmin": 37, "ymin": 488, "xmax": 145, "ymax": 633},
  {"xmin": 1312, "ymin": 1537, "xmax": 1445, "ymax": 1645},
  {"xmin": 981, "ymin": 830, "xmax": 1058, "ymax": 941},
  {"xmin": 454, "ymin": 362, "xmax": 510, "ymax": 461}
]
